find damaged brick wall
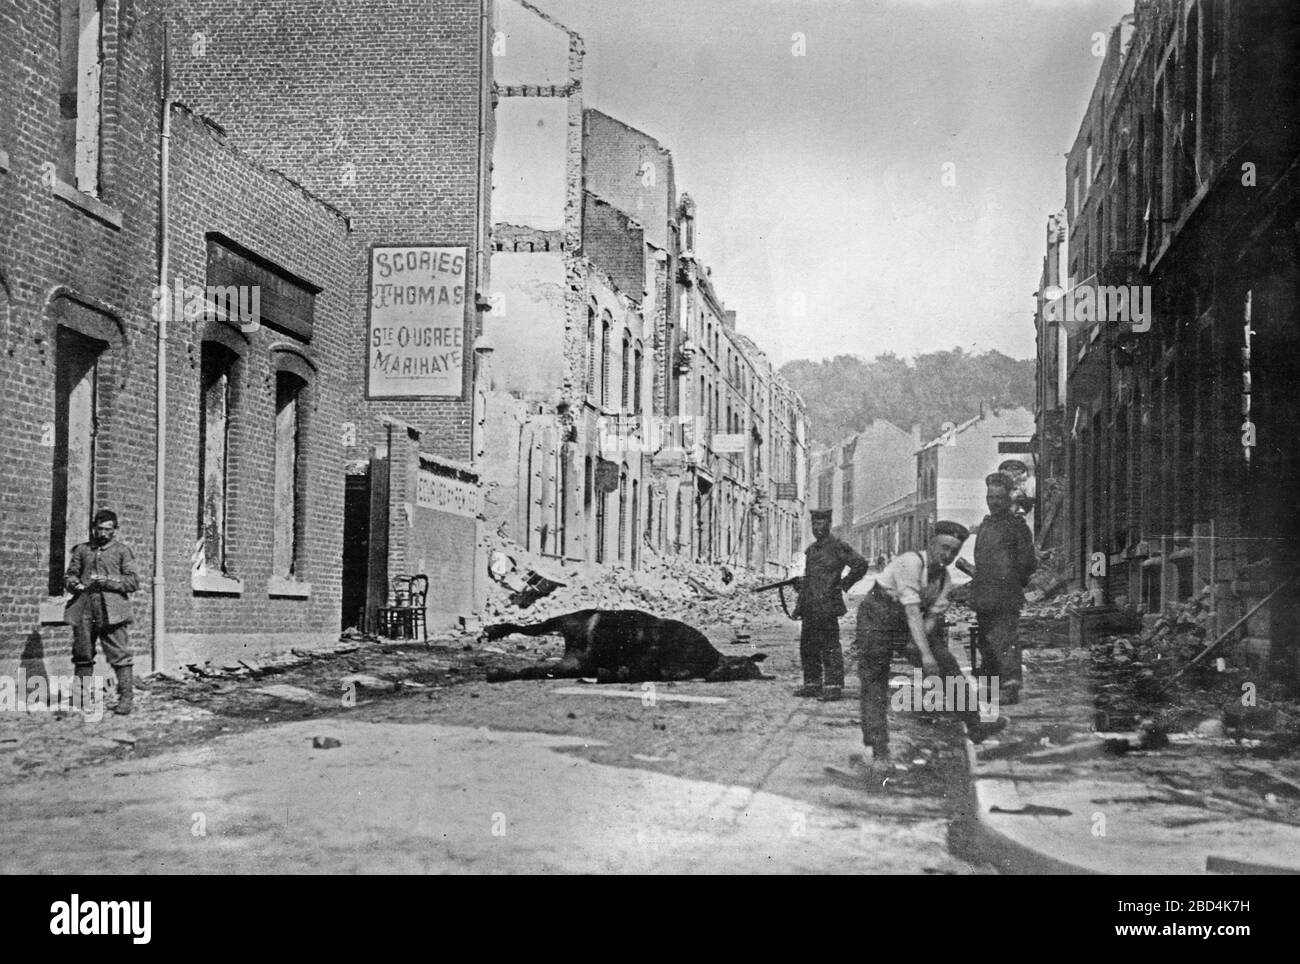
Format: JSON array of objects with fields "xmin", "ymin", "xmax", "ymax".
[
  {"xmin": 0, "ymin": 0, "xmax": 166, "ymax": 674},
  {"xmin": 162, "ymin": 106, "xmax": 357, "ymax": 664},
  {"xmin": 168, "ymin": 0, "xmax": 490, "ymax": 463}
]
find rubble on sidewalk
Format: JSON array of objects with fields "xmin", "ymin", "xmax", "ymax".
[{"xmin": 970, "ymin": 584, "xmax": 1300, "ymax": 837}]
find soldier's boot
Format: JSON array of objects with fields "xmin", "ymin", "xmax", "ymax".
[{"xmin": 113, "ymin": 664, "xmax": 134, "ymax": 716}]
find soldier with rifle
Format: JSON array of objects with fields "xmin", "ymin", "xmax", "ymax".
[{"xmin": 758, "ymin": 509, "xmax": 869, "ymax": 702}]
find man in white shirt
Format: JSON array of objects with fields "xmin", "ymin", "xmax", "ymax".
[{"xmin": 844, "ymin": 521, "xmax": 1007, "ymax": 777}]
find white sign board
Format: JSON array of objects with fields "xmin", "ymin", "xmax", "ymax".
[
  {"xmin": 416, "ymin": 469, "xmax": 482, "ymax": 519},
  {"xmin": 368, "ymin": 245, "xmax": 467, "ymax": 398}
]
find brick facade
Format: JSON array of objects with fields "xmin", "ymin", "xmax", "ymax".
[
  {"xmin": 1, "ymin": 0, "xmax": 491, "ymax": 671},
  {"xmin": 168, "ymin": 0, "xmax": 492, "ymax": 461},
  {"xmin": 0, "ymin": 0, "xmax": 165, "ymax": 674},
  {"xmin": 161, "ymin": 106, "xmax": 357, "ymax": 664}
]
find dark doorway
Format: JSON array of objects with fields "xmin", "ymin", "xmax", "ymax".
[{"xmin": 341, "ymin": 467, "xmax": 371, "ymax": 631}]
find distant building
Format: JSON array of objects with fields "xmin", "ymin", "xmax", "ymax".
[{"xmin": 809, "ymin": 420, "xmax": 919, "ymax": 561}]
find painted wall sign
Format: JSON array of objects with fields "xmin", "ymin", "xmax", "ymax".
[
  {"xmin": 416, "ymin": 468, "xmax": 481, "ymax": 518},
  {"xmin": 368, "ymin": 245, "xmax": 467, "ymax": 398}
]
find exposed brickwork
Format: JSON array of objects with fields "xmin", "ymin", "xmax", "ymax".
[
  {"xmin": 0, "ymin": 0, "xmax": 166, "ymax": 673},
  {"xmin": 168, "ymin": 0, "xmax": 491, "ymax": 463},
  {"xmin": 582, "ymin": 191, "xmax": 645, "ymax": 303},
  {"xmin": 582, "ymin": 109, "xmax": 675, "ymax": 251},
  {"xmin": 162, "ymin": 105, "xmax": 356, "ymax": 653},
  {"xmin": 1, "ymin": 0, "xmax": 491, "ymax": 671}
]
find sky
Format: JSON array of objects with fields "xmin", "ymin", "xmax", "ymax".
[{"xmin": 524, "ymin": 0, "xmax": 1136, "ymax": 365}]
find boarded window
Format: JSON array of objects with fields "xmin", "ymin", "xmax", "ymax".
[
  {"xmin": 60, "ymin": 0, "xmax": 104, "ymax": 194},
  {"xmin": 207, "ymin": 235, "xmax": 318, "ymax": 342},
  {"xmin": 273, "ymin": 372, "xmax": 306, "ymax": 577},
  {"xmin": 198, "ymin": 343, "xmax": 237, "ymax": 572}
]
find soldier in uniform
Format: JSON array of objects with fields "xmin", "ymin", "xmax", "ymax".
[
  {"xmin": 793, "ymin": 509, "xmax": 869, "ymax": 702},
  {"xmin": 64, "ymin": 509, "xmax": 140, "ymax": 715},
  {"xmin": 970, "ymin": 472, "xmax": 1038, "ymax": 704}
]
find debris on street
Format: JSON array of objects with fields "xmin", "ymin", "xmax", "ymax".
[{"xmin": 475, "ymin": 530, "xmax": 791, "ymax": 639}]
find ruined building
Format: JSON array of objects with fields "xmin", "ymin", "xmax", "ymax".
[{"xmin": 1037, "ymin": 0, "xmax": 1300, "ymax": 682}]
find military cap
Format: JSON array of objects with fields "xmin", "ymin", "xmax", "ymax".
[
  {"xmin": 985, "ymin": 471, "xmax": 1015, "ymax": 491},
  {"xmin": 933, "ymin": 520, "xmax": 970, "ymax": 543},
  {"xmin": 998, "ymin": 459, "xmax": 1028, "ymax": 475},
  {"xmin": 810, "ymin": 509, "xmax": 833, "ymax": 521}
]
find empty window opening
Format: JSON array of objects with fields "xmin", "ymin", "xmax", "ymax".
[{"xmin": 49, "ymin": 327, "xmax": 103, "ymax": 594}]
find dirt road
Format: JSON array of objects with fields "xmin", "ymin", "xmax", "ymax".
[{"xmin": 0, "ymin": 613, "xmax": 988, "ymax": 873}]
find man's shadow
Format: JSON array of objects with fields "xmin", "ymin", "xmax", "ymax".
[{"xmin": 20, "ymin": 630, "xmax": 48, "ymax": 681}]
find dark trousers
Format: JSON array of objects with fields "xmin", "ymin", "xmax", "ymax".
[
  {"xmin": 856, "ymin": 592, "xmax": 981, "ymax": 752},
  {"xmin": 976, "ymin": 609, "xmax": 1021, "ymax": 686},
  {"xmin": 800, "ymin": 617, "xmax": 844, "ymax": 688},
  {"xmin": 71, "ymin": 593, "xmax": 133, "ymax": 669}
]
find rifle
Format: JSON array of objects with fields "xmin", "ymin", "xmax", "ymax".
[
  {"xmin": 754, "ymin": 576, "xmax": 801, "ymax": 594},
  {"xmin": 753, "ymin": 576, "xmax": 803, "ymax": 621}
]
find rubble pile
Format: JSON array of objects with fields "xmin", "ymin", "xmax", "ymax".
[
  {"xmin": 476, "ymin": 530, "xmax": 791, "ymax": 636},
  {"xmin": 151, "ymin": 642, "xmax": 367, "ymax": 684},
  {"xmin": 1020, "ymin": 588, "xmax": 1092, "ymax": 620},
  {"xmin": 1023, "ymin": 546, "xmax": 1072, "ymax": 605},
  {"xmin": 1079, "ymin": 585, "xmax": 1300, "ymax": 748}
]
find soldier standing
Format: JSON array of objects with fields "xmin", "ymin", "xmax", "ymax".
[
  {"xmin": 970, "ymin": 472, "xmax": 1038, "ymax": 704},
  {"xmin": 64, "ymin": 509, "xmax": 140, "ymax": 715},
  {"xmin": 793, "ymin": 509, "xmax": 868, "ymax": 702}
]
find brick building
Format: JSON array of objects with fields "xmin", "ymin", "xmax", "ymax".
[
  {"xmin": 168, "ymin": 0, "xmax": 494, "ymax": 631},
  {"xmin": 668, "ymin": 196, "xmax": 807, "ymax": 569},
  {"xmin": 1032, "ymin": 208, "xmax": 1069, "ymax": 550},
  {"xmin": 810, "ymin": 407, "xmax": 1034, "ymax": 571},
  {"xmin": 914, "ymin": 406, "xmax": 1035, "ymax": 571},
  {"xmin": 729, "ymin": 332, "xmax": 806, "ymax": 577},
  {"xmin": 482, "ymin": 0, "xmax": 652, "ymax": 568},
  {"xmin": 160, "ymin": 106, "xmax": 356, "ymax": 665},
  {"xmin": 1039, "ymin": 0, "xmax": 1300, "ymax": 682},
  {"xmin": 483, "ymin": 0, "xmax": 804, "ymax": 574},
  {"xmin": 809, "ymin": 419, "xmax": 920, "ymax": 560},
  {"xmin": 0, "ymin": 0, "xmax": 493, "ymax": 674},
  {"xmin": 1, "ymin": 0, "xmax": 167, "ymax": 675}
]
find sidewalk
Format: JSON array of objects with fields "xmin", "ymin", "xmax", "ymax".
[{"xmin": 951, "ymin": 610, "xmax": 1300, "ymax": 874}]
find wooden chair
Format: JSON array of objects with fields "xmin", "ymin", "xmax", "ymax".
[{"xmin": 377, "ymin": 575, "xmax": 429, "ymax": 642}]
